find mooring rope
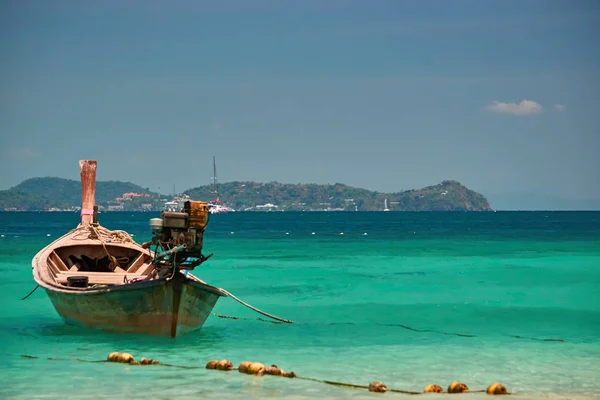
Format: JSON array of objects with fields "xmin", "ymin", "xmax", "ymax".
[
  {"xmin": 218, "ymin": 288, "xmax": 296, "ymax": 324},
  {"xmin": 20, "ymin": 285, "xmax": 40, "ymax": 300},
  {"xmin": 211, "ymin": 313, "xmax": 565, "ymax": 342}
]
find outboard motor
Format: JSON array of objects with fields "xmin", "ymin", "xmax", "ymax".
[{"xmin": 149, "ymin": 200, "xmax": 212, "ymax": 270}]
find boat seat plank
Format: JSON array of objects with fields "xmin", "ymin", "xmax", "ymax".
[
  {"xmin": 55, "ymin": 272, "xmax": 147, "ymax": 286},
  {"xmin": 47, "ymin": 258, "xmax": 61, "ymax": 276},
  {"xmin": 138, "ymin": 263, "xmax": 156, "ymax": 275},
  {"xmin": 58, "ymin": 271, "xmax": 144, "ymax": 276},
  {"xmin": 49, "ymin": 252, "xmax": 69, "ymax": 271},
  {"xmin": 127, "ymin": 253, "xmax": 148, "ymax": 273}
]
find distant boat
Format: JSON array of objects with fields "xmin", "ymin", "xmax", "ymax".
[
  {"xmin": 208, "ymin": 156, "xmax": 235, "ymax": 214},
  {"xmin": 163, "ymin": 194, "xmax": 190, "ymax": 212},
  {"xmin": 32, "ymin": 160, "xmax": 225, "ymax": 337},
  {"xmin": 384, "ymin": 198, "xmax": 390, "ymax": 212}
]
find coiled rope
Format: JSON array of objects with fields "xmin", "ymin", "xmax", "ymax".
[
  {"xmin": 72, "ymin": 224, "xmax": 134, "ymax": 271},
  {"xmin": 71, "ymin": 224, "xmax": 134, "ymax": 244}
]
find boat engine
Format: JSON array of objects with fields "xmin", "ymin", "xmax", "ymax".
[{"xmin": 149, "ymin": 200, "xmax": 212, "ymax": 270}]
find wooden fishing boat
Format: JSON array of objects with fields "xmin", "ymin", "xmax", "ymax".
[{"xmin": 32, "ymin": 160, "xmax": 226, "ymax": 337}]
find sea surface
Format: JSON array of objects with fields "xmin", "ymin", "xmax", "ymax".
[{"xmin": 0, "ymin": 211, "xmax": 599, "ymax": 399}]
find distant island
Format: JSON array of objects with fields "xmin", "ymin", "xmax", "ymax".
[{"xmin": 0, "ymin": 177, "xmax": 491, "ymax": 212}]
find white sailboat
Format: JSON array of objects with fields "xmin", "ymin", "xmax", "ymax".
[
  {"xmin": 208, "ymin": 156, "xmax": 235, "ymax": 214},
  {"xmin": 384, "ymin": 198, "xmax": 390, "ymax": 212}
]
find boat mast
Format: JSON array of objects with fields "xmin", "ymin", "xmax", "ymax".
[
  {"xmin": 212, "ymin": 156, "xmax": 219, "ymax": 202},
  {"xmin": 79, "ymin": 160, "xmax": 97, "ymax": 225}
]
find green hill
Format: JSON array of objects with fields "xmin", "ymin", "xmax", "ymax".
[
  {"xmin": 185, "ymin": 179, "xmax": 491, "ymax": 211},
  {"xmin": 0, "ymin": 177, "xmax": 491, "ymax": 211},
  {"xmin": 0, "ymin": 178, "xmax": 159, "ymax": 211}
]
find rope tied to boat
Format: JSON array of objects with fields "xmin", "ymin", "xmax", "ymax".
[
  {"xmin": 20, "ymin": 285, "xmax": 40, "ymax": 300},
  {"xmin": 218, "ymin": 288, "xmax": 296, "ymax": 324},
  {"xmin": 70, "ymin": 224, "xmax": 135, "ymax": 271},
  {"xmin": 71, "ymin": 224, "xmax": 134, "ymax": 244}
]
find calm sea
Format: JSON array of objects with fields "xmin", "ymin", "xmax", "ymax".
[{"xmin": 0, "ymin": 211, "xmax": 599, "ymax": 399}]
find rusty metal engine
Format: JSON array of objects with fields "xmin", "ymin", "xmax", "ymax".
[{"xmin": 148, "ymin": 200, "xmax": 212, "ymax": 270}]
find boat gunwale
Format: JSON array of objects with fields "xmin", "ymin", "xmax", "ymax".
[{"xmin": 32, "ymin": 227, "xmax": 226, "ymax": 297}]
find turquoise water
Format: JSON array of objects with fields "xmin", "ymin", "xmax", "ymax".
[{"xmin": 1, "ymin": 211, "xmax": 599, "ymax": 399}]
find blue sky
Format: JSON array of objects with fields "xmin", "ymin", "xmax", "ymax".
[{"xmin": 1, "ymin": 0, "xmax": 599, "ymax": 209}]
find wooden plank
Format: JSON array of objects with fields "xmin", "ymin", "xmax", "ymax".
[
  {"xmin": 49, "ymin": 252, "xmax": 69, "ymax": 271},
  {"xmin": 56, "ymin": 275, "xmax": 125, "ymax": 285},
  {"xmin": 56, "ymin": 272, "xmax": 145, "ymax": 286},
  {"xmin": 138, "ymin": 263, "xmax": 156, "ymax": 275},
  {"xmin": 59, "ymin": 271, "xmax": 144, "ymax": 277},
  {"xmin": 127, "ymin": 253, "xmax": 147, "ymax": 273},
  {"xmin": 79, "ymin": 160, "xmax": 97, "ymax": 225},
  {"xmin": 47, "ymin": 258, "xmax": 60, "ymax": 276}
]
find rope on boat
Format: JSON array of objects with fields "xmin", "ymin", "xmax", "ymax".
[
  {"xmin": 71, "ymin": 224, "xmax": 134, "ymax": 244},
  {"xmin": 67, "ymin": 224, "xmax": 136, "ymax": 271},
  {"xmin": 20, "ymin": 285, "xmax": 40, "ymax": 300},
  {"xmin": 18, "ymin": 353, "xmax": 510, "ymax": 395},
  {"xmin": 218, "ymin": 288, "xmax": 296, "ymax": 324},
  {"xmin": 89, "ymin": 225, "xmax": 133, "ymax": 270}
]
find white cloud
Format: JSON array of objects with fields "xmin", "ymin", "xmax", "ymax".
[
  {"xmin": 484, "ymin": 99, "xmax": 544, "ymax": 116},
  {"xmin": 554, "ymin": 104, "xmax": 565, "ymax": 112}
]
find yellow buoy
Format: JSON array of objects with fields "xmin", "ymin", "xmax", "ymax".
[
  {"xmin": 238, "ymin": 361, "xmax": 252, "ymax": 373},
  {"xmin": 368, "ymin": 381, "xmax": 388, "ymax": 393},
  {"xmin": 448, "ymin": 382, "xmax": 469, "ymax": 393},
  {"xmin": 217, "ymin": 360, "xmax": 234, "ymax": 371},
  {"xmin": 248, "ymin": 362, "xmax": 265, "ymax": 376},
  {"xmin": 118, "ymin": 353, "xmax": 134, "ymax": 364},
  {"xmin": 107, "ymin": 352, "xmax": 121, "ymax": 362},
  {"xmin": 424, "ymin": 384, "xmax": 443, "ymax": 393},
  {"xmin": 139, "ymin": 357, "xmax": 152, "ymax": 365},
  {"xmin": 205, "ymin": 360, "xmax": 219, "ymax": 369},
  {"xmin": 487, "ymin": 383, "xmax": 508, "ymax": 395},
  {"xmin": 265, "ymin": 365, "xmax": 282, "ymax": 376}
]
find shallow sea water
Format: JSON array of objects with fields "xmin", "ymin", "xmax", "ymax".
[{"xmin": 0, "ymin": 211, "xmax": 599, "ymax": 399}]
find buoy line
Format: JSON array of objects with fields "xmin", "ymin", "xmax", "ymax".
[
  {"xmin": 19, "ymin": 353, "xmax": 512, "ymax": 395},
  {"xmin": 211, "ymin": 313, "xmax": 565, "ymax": 342}
]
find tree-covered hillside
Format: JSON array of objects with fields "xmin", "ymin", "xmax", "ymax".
[
  {"xmin": 185, "ymin": 180, "xmax": 491, "ymax": 211},
  {"xmin": 0, "ymin": 177, "xmax": 491, "ymax": 211},
  {"xmin": 0, "ymin": 178, "xmax": 159, "ymax": 211}
]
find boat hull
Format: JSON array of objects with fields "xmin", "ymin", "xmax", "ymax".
[{"xmin": 45, "ymin": 275, "xmax": 221, "ymax": 337}]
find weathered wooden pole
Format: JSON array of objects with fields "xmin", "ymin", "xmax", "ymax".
[{"xmin": 79, "ymin": 160, "xmax": 97, "ymax": 225}]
